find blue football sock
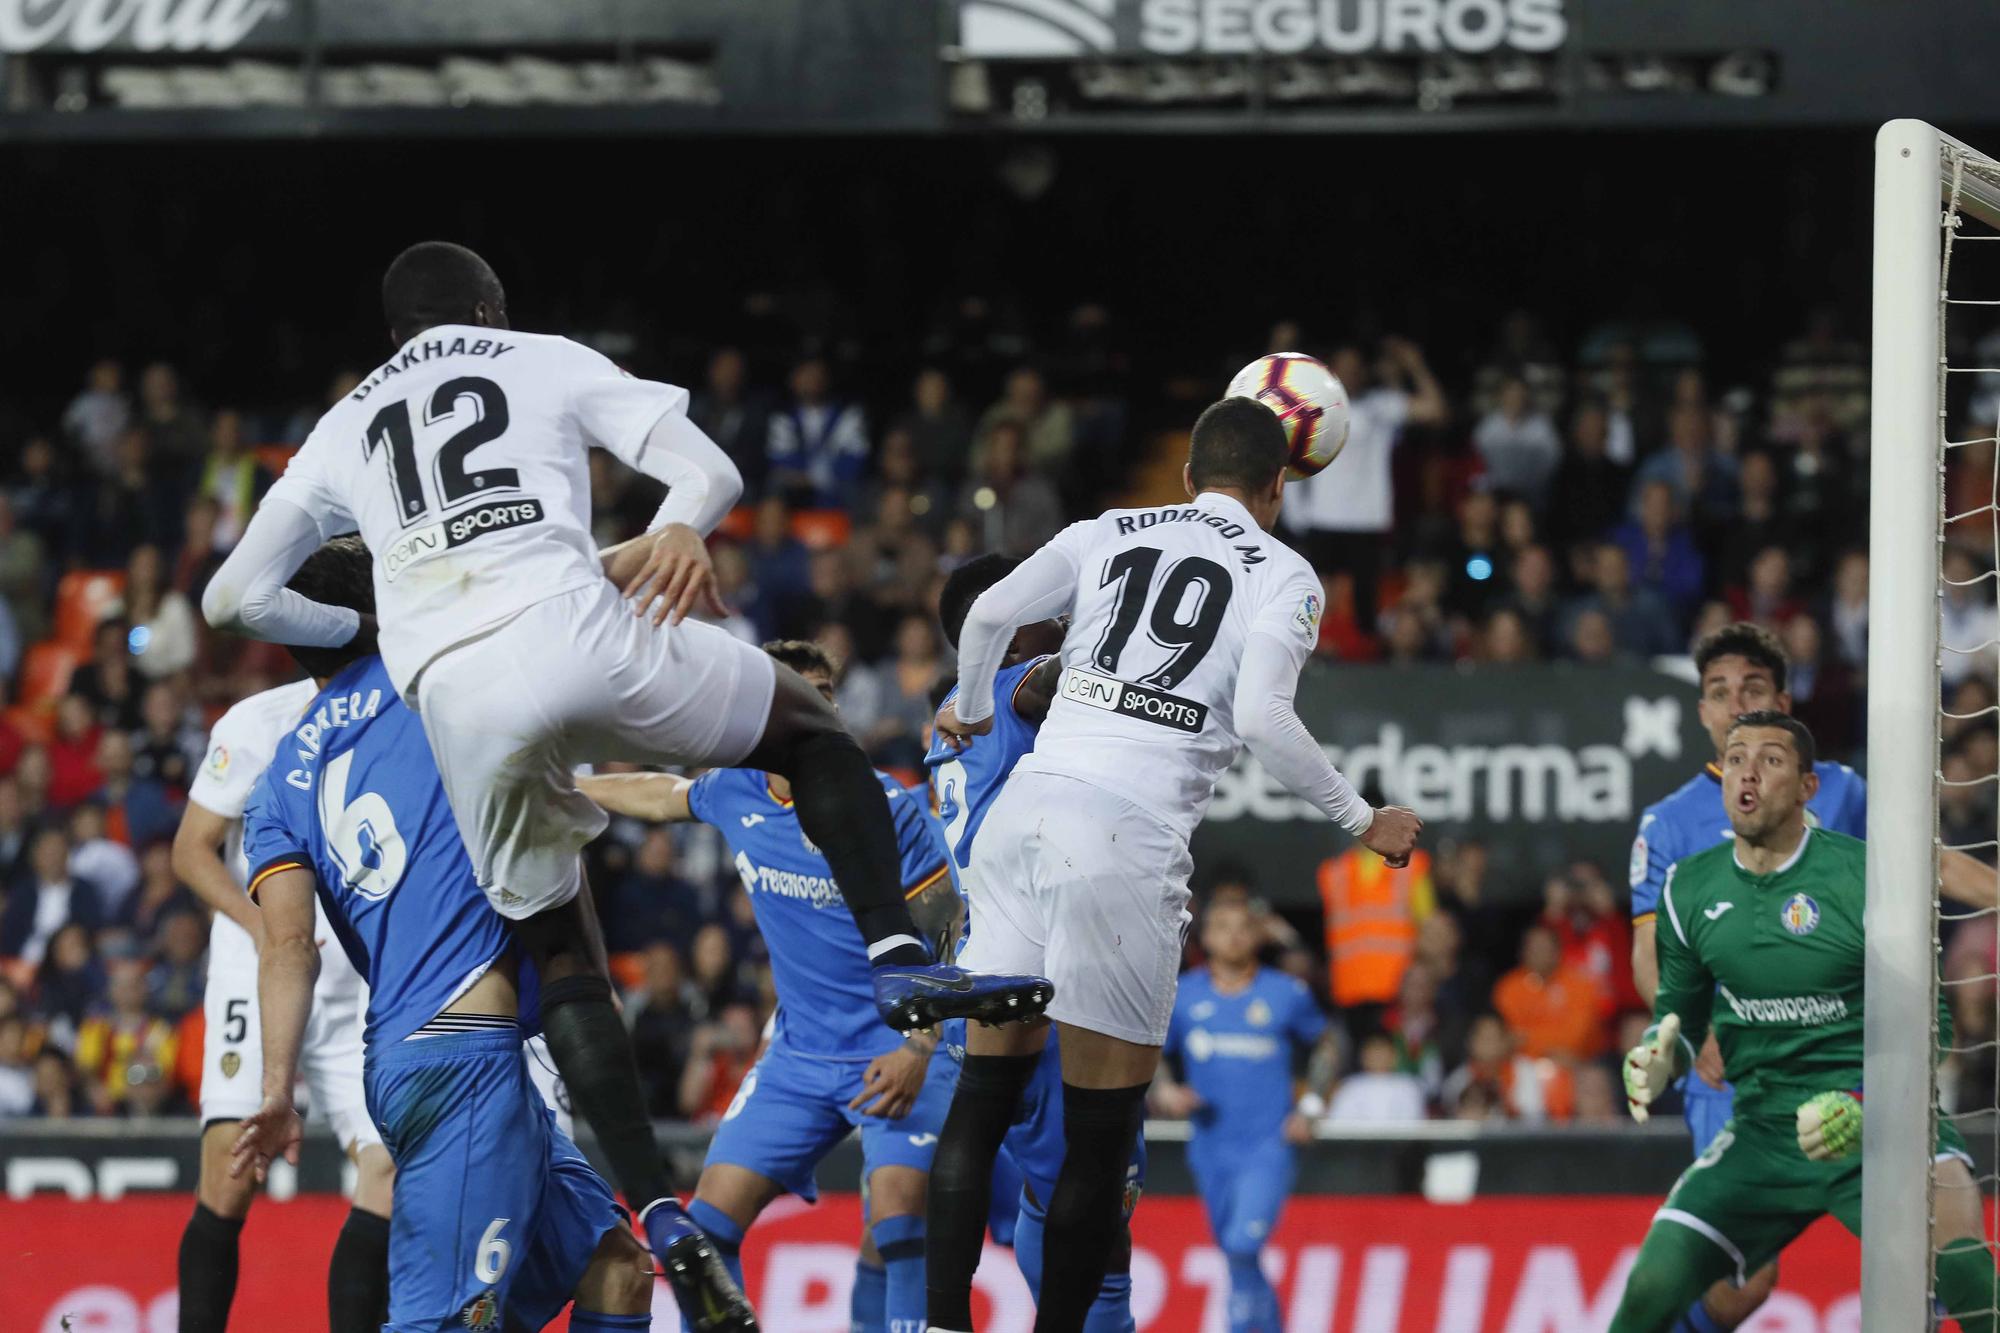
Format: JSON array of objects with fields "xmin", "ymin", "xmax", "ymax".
[
  {"xmin": 1673, "ymin": 1299, "xmax": 1727, "ymax": 1333},
  {"xmin": 851, "ymin": 1259, "xmax": 887, "ymax": 1333},
  {"xmin": 684, "ymin": 1198, "xmax": 747, "ymax": 1331},
  {"xmin": 871, "ymin": 1213, "xmax": 927, "ymax": 1333},
  {"xmin": 570, "ymin": 1314, "xmax": 652, "ymax": 1331},
  {"xmin": 1226, "ymin": 1251, "xmax": 1276, "ymax": 1333},
  {"xmin": 1085, "ymin": 1268, "xmax": 1136, "ymax": 1333}
]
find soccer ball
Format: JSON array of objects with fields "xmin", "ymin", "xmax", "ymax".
[{"xmin": 1227, "ymin": 352, "xmax": 1351, "ymax": 479}]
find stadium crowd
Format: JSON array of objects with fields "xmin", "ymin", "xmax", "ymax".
[{"xmin": 0, "ymin": 303, "xmax": 1990, "ymax": 1131}]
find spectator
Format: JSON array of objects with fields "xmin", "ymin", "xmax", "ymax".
[
  {"xmin": 859, "ymin": 428, "xmax": 952, "ymax": 540},
  {"xmin": 1412, "ymin": 912, "xmax": 1481, "ymax": 1030},
  {"xmin": 31, "ymin": 1048, "xmax": 83, "ymax": 1118},
  {"xmin": 1941, "ymin": 546, "xmax": 2000, "ymax": 687},
  {"xmin": 1315, "ymin": 840, "xmax": 1434, "ymax": 1016},
  {"xmin": 121, "ymin": 544, "xmax": 199, "ymax": 679},
  {"xmin": 1573, "ymin": 1065, "xmax": 1624, "ymax": 1125},
  {"xmin": 193, "ymin": 409, "xmax": 270, "ymax": 553},
  {"xmin": 74, "ymin": 962, "xmax": 179, "ymax": 1115},
  {"xmin": 3, "ymin": 828, "xmax": 104, "ymax": 964},
  {"xmin": 136, "ymin": 362, "xmax": 206, "ymax": 472},
  {"xmin": 688, "ymin": 922, "xmax": 745, "ymax": 1017},
  {"xmin": 122, "ymin": 842, "xmax": 195, "ymax": 940},
  {"xmin": 1441, "ymin": 1012, "xmax": 1573, "ymax": 1122},
  {"xmin": 1542, "ymin": 863, "xmax": 1639, "ymax": 1025},
  {"xmin": 147, "ymin": 908, "xmax": 206, "ymax": 1021},
  {"xmin": 1546, "ymin": 400, "xmax": 1634, "ymax": 554},
  {"xmin": 677, "ymin": 1001, "xmax": 761, "ymax": 1122},
  {"xmin": 131, "ymin": 681, "xmax": 203, "ymax": 792},
  {"xmin": 1282, "ymin": 338, "xmax": 1448, "ymax": 627},
  {"xmin": 0, "ymin": 593, "xmax": 17, "ymax": 687},
  {"xmin": 1499, "ymin": 544, "xmax": 1564, "ymax": 656},
  {"xmin": 1568, "ymin": 608, "xmax": 1619, "ymax": 664},
  {"xmin": 0, "ymin": 778, "xmax": 32, "ymax": 883},
  {"xmin": 95, "ymin": 725, "xmax": 178, "ymax": 848},
  {"xmin": 766, "ymin": 355, "xmax": 869, "ymax": 509},
  {"xmin": 899, "ymin": 367, "xmax": 975, "ymax": 486},
  {"xmin": 973, "ymin": 365, "xmax": 1074, "ymax": 477},
  {"xmin": 1822, "ymin": 549, "xmax": 1869, "ymax": 672},
  {"xmin": 1614, "ymin": 480, "xmax": 1705, "ymax": 619},
  {"xmin": 1565, "ymin": 542, "xmax": 1680, "ymax": 659},
  {"xmin": 46, "ymin": 695, "xmax": 106, "ymax": 808},
  {"xmin": 1492, "ymin": 923, "xmax": 1603, "ymax": 1064},
  {"xmin": 688, "ymin": 346, "xmax": 771, "ymax": 496},
  {"xmin": 9, "ymin": 435, "xmax": 78, "ymax": 562},
  {"xmin": 1784, "ymin": 614, "xmax": 1859, "ymax": 756},
  {"xmin": 68, "ymin": 803, "xmax": 139, "ymax": 919},
  {"xmin": 1434, "ymin": 839, "xmax": 1513, "ymax": 999},
  {"xmin": 601, "ymin": 828, "xmax": 705, "ymax": 955},
  {"xmin": 63, "ymin": 358, "xmax": 130, "ymax": 477},
  {"xmin": 1477, "ymin": 608, "xmax": 1537, "ymax": 664},
  {"xmin": 1631, "ymin": 403, "xmax": 1738, "ymax": 526},
  {"xmin": 70, "ymin": 620, "xmax": 143, "ymax": 732},
  {"xmin": 29, "ymin": 921, "xmax": 106, "ymax": 1042},
  {"xmin": 0, "ymin": 492, "xmax": 49, "ymax": 644},
  {"xmin": 1437, "ymin": 488, "xmax": 1505, "ymax": 622},
  {"xmin": 0, "ymin": 1014, "xmax": 34, "ymax": 1116},
  {"xmin": 1472, "ymin": 310, "xmax": 1567, "ymax": 418},
  {"xmin": 865, "ymin": 614, "xmax": 948, "ymax": 768},
  {"xmin": 790, "ymin": 549, "xmax": 887, "ymax": 658},
  {"xmin": 956, "ymin": 420, "xmax": 1063, "ymax": 557},
  {"xmin": 626, "ymin": 941, "xmax": 697, "ymax": 1117},
  {"xmin": 1711, "ymin": 450, "xmax": 1797, "ymax": 592},
  {"xmin": 1327, "ymin": 1033, "xmax": 1428, "ymax": 1123},
  {"xmin": 1382, "ymin": 960, "xmax": 1456, "ymax": 1102},
  {"xmin": 75, "ymin": 429, "xmax": 182, "ymax": 566},
  {"xmin": 1472, "ymin": 377, "xmax": 1562, "ymax": 506},
  {"xmin": 1726, "ymin": 545, "xmax": 1804, "ymax": 630},
  {"xmin": 173, "ymin": 496, "xmax": 228, "ymax": 605}
]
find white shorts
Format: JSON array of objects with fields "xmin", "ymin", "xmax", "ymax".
[
  {"xmin": 199, "ymin": 912, "xmax": 380, "ymax": 1152},
  {"xmin": 959, "ymin": 771, "xmax": 1193, "ymax": 1046},
  {"xmin": 414, "ymin": 582, "xmax": 777, "ymax": 920}
]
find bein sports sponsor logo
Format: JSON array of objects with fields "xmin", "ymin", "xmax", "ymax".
[
  {"xmin": 956, "ymin": 0, "xmax": 1566, "ymax": 59},
  {"xmin": 0, "ymin": 0, "xmax": 281, "ymax": 53}
]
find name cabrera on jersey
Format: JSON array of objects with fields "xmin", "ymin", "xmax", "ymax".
[
  {"xmin": 241, "ymin": 656, "xmax": 526, "ymax": 1048},
  {"xmin": 689, "ymin": 767, "xmax": 950, "ymax": 1061},
  {"xmin": 927, "ymin": 656, "xmax": 1046, "ymax": 873},
  {"xmin": 1629, "ymin": 760, "xmax": 1867, "ymax": 921},
  {"xmin": 1018, "ymin": 492, "xmax": 1323, "ymax": 842},
  {"xmin": 268, "ymin": 325, "xmax": 689, "ymax": 693}
]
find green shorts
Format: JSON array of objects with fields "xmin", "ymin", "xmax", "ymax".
[{"xmin": 1655, "ymin": 1111, "xmax": 1972, "ymax": 1279}]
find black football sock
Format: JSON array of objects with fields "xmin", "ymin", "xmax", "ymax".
[
  {"xmin": 328, "ymin": 1205, "xmax": 390, "ymax": 1333},
  {"xmin": 1034, "ymin": 1083, "xmax": 1150, "ymax": 1333},
  {"xmin": 539, "ymin": 973, "xmax": 675, "ymax": 1209},
  {"xmin": 783, "ymin": 729, "xmax": 928, "ymax": 967},
  {"xmin": 177, "ymin": 1201, "xmax": 244, "ymax": 1333},
  {"xmin": 926, "ymin": 1052, "xmax": 1041, "ymax": 1329}
]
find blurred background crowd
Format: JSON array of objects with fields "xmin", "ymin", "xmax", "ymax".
[{"xmin": 0, "ymin": 282, "xmax": 1991, "ymax": 1132}]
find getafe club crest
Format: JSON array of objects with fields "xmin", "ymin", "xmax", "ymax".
[
  {"xmin": 1780, "ymin": 893, "xmax": 1820, "ymax": 937},
  {"xmin": 460, "ymin": 1292, "xmax": 499, "ymax": 1330},
  {"xmin": 1246, "ymin": 999, "xmax": 1273, "ymax": 1028}
]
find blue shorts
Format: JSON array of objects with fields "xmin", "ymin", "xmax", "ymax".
[
  {"xmin": 1684, "ymin": 1076, "xmax": 1736, "ymax": 1156},
  {"xmin": 365, "ymin": 1029, "xmax": 621, "ymax": 1333},
  {"xmin": 705, "ymin": 1038, "xmax": 961, "ymax": 1202},
  {"xmin": 1190, "ymin": 1135, "xmax": 1294, "ymax": 1256}
]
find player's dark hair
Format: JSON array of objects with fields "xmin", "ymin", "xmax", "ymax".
[
  {"xmin": 1693, "ymin": 621, "xmax": 1788, "ymax": 695},
  {"xmin": 764, "ymin": 638, "xmax": 838, "ymax": 680},
  {"xmin": 285, "ymin": 536, "xmax": 377, "ymax": 680},
  {"xmin": 937, "ymin": 554, "xmax": 1020, "ymax": 653},
  {"xmin": 1189, "ymin": 396, "xmax": 1289, "ymax": 494},
  {"xmin": 381, "ymin": 241, "xmax": 508, "ymax": 345},
  {"xmin": 1728, "ymin": 709, "xmax": 1817, "ymax": 772}
]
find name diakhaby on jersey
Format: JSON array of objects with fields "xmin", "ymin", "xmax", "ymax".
[{"xmin": 0, "ymin": 0, "xmax": 280, "ymax": 54}]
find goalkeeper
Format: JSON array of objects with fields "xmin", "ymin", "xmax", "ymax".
[{"xmin": 1612, "ymin": 711, "xmax": 1996, "ymax": 1333}]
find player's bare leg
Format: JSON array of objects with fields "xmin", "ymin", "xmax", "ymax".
[
  {"xmin": 178, "ymin": 1121, "xmax": 257, "ymax": 1333},
  {"xmin": 1690, "ymin": 1264, "xmax": 1776, "ymax": 1330},
  {"xmin": 513, "ymin": 876, "xmax": 757, "ymax": 1330},
  {"xmin": 741, "ymin": 666, "xmax": 1052, "ymax": 1029},
  {"xmin": 565, "ymin": 1222, "xmax": 659, "ymax": 1330},
  {"xmin": 328, "ymin": 1143, "xmax": 394, "ymax": 1333},
  {"xmin": 684, "ymin": 1163, "xmax": 788, "ymax": 1297},
  {"xmin": 925, "ymin": 1018, "xmax": 1051, "ymax": 1331}
]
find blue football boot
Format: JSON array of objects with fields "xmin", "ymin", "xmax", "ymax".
[
  {"xmin": 873, "ymin": 964, "xmax": 1054, "ymax": 1031},
  {"xmin": 640, "ymin": 1197, "xmax": 759, "ymax": 1331}
]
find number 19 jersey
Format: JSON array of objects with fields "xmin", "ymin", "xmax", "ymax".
[
  {"xmin": 1019, "ymin": 491, "xmax": 1324, "ymax": 843},
  {"xmin": 268, "ymin": 325, "xmax": 689, "ymax": 694}
]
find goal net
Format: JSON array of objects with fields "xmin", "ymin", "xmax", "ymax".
[{"xmin": 1868, "ymin": 120, "xmax": 2000, "ymax": 1328}]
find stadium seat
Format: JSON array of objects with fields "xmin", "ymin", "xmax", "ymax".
[
  {"xmin": 52, "ymin": 570, "xmax": 125, "ymax": 650},
  {"xmin": 255, "ymin": 444, "xmax": 298, "ymax": 477},
  {"xmin": 608, "ymin": 952, "xmax": 647, "ymax": 991},
  {"xmin": 792, "ymin": 509, "xmax": 852, "ymax": 549},
  {"xmin": 17, "ymin": 642, "xmax": 83, "ymax": 708},
  {"xmin": 2, "ymin": 705, "xmax": 53, "ymax": 747}
]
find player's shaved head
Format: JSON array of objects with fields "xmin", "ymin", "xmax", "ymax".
[
  {"xmin": 285, "ymin": 536, "xmax": 377, "ymax": 679},
  {"xmin": 1189, "ymin": 397, "xmax": 1288, "ymax": 495},
  {"xmin": 382, "ymin": 241, "xmax": 508, "ymax": 347}
]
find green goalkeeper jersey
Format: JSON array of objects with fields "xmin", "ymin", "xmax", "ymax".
[{"xmin": 1656, "ymin": 827, "xmax": 1892, "ymax": 1122}]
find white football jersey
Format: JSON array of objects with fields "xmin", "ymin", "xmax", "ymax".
[
  {"xmin": 268, "ymin": 325, "xmax": 688, "ymax": 693},
  {"xmin": 1014, "ymin": 491, "xmax": 1324, "ymax": 842}
]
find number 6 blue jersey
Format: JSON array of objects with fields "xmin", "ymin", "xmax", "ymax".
[
  {"xmin": 243, "ymin": 655, "xmax": 527, "ymax": 1048},
  {"xmin": 927, "ymin": 656, "xmax": 1049, "ymax": 876}
]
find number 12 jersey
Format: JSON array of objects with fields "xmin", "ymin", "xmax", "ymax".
[{"xmin": 1015, "ymin": 491, "xmax": 1325, "ymax": 843}]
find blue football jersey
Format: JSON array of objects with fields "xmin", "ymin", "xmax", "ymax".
[
  {"xmin": 688, "ymin": 767, "xmax": 949, "ymax": 1061},
  {"xmin": 926, "ymin": 656, "xmax": 1047, "ymax": 874},
  {"xmin": 243, "ymin": 657, "xmax": 527, "ymax": 1048},
  {"xmin": 1164, "ymin": 967, "xmax": 1325, "ymax": 1145},
  {"xmin": 1629, "ymin": 760, "xmax": 1867, "ymax": 921}
]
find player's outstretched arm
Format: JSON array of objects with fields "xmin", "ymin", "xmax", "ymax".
[
  {"xmin": 232, "ymin": 867, "xmax": 318, "ymax": 1181},
  {"xmin": 575, "ymin": 771, "xmax": 696, "ymax": 824},
  {"xmin": 202, "ymin": 499, "xmax": 364, "ymax": 648},
  {"xmin": 173, "ymin": 801, "xmax": 261, "ymax": 940},
  {"xmin": 1012, "ymin": 655, "xmax": 1064, "ymax": 726},
  {"xmin": 1232, "ymin": 630, "xmax": 1418, "ymax": 862}
]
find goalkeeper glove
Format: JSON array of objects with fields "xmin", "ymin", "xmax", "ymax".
[
  {"xmin": 1796, "ymin": 1090, "xmax": 1863, "ymax": 1161},
  {"xmin": 1622, "ymin": 1013, "xmax": 1683, "ymax": 1123}
]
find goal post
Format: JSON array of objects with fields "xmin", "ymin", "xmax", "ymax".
[{"xmin": 1866, "ymin": 119, "xmax": 2000, "ymax": 1328}]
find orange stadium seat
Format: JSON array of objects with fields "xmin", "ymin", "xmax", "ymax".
[
  {"xmin": 255, "ymin": 444, "xmax": 299, "ymax": 477},
  {"xmin": 608, "ymin": 951, "xmax": 647, "ymax": 991},
  {"xmin": 791, "ymin": 509, "xmax": 851, "ymax": 549},
  {"xmin": 17, "ymin": 642, "xmax": 83, "ymax": 708},
  {"xmin": 2, "ymin": 705, "xmax": 53, "ymax": 746},
  {"xmin": 52, "ymin": 570, "xmax": 125, "ymax": 649}
]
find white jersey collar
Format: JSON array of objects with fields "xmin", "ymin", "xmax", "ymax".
[{"xmin": 1734, "ymin": 824, "xmax": 1811, "ymax": 876}]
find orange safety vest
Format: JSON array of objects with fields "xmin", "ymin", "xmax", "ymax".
[{"xmin": 1318, "ymin": 848, "xmax": 1431, "ymax": 1008}]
